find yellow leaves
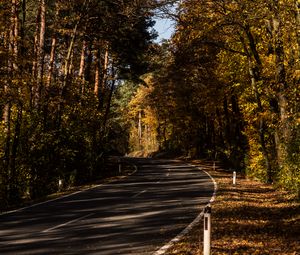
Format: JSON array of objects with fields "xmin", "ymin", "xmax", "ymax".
[
  {"xmin": 294, "ymin": 70, "xmax": 300, "ymax": 80},
  {"xmin": 127, "ymin": 75, "xmax": 159, "ymax": 153},
  {"xmin": 165, "ymin": 165, "xmax": 295, "ymax": 254}
]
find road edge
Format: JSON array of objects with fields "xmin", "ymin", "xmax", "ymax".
[
  {"xmin": 0, "ymin": 164, "xmax": 138, "ymax": 216},
  {"xmin": 153, "ymin": 163, "xmax": 218, "ymax": 255}
]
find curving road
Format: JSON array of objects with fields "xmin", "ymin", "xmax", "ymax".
[{"xmin": 0, "ymin": 158, "xmax": 215, "ymax": 255}]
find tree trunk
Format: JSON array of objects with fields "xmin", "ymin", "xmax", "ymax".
[
  {"xmin": 102, "ymin": 58, "xmax": 116, "ymax": 130},
  {"xmin": 79, "ymin": 40, "xmax": 87, "ymax": 79},
  {"xmin": 9, "ymin": 106, "xmax": 22, "ymax": 202},
  {"xmin": 3, "ymin": 102, "xmax": 11, "ymax": 172},
  {"xmin": 270, "ymin": 1, "xmax": 290, "ymax": 166},
  {"xmin": 101, "ymin": 45, "xmax": 109, "ymax": 95},
  {"xmin": 12, "ymin": 0, "xmax": 19, "ymax": 72},
  {"xmin": 20, "ymin": 0, "xmax": 26, "ymax": 54},
  {"xmin": 47, "ymin": 35, "xmax": 56, "ymax": 87},
  {"xmin": 62, "ymin": 22, "xmax": 78, "ymax": 90},
  {"xmin": 242, "ymin": 24, "xmax": 275, "ymax": 182},
  {"xmin": 3, "ymin": 0, "xmax": 20, "ymax": 202},
  {"xmin": 35, "ymin": 0, "xmax": 46, "ymax": 106},
  {"xmin": 56, "ymin": 23, "xmax": 78, "ymax": 126},
  {"xmin": 84, "ymin": 42, "xmax": 92, "ymax": 83},
  {"xmin": 138, "ymin": 111, "xmax": 142, "ymax": 149},
  {"xmin": 47, "ymin": 35, "xmax": 56, "ymax": 88},
  {"xmin": 223, "ymin": 96, "xmax": 231, "ymax": 147},
  {"xmin": 94, "ymin": 47, "xmax": 100, "ymax": 97},
  {"xmin": 99, "ymin": 44, "xmax": 109, "ymax": 109},
  {"xmin": 79, "ymin": 40, "xmax": 87, "ymax": 94},
  {"xmin": 249, "ymin": 64, "xmax": 273, "ymax": 183}
]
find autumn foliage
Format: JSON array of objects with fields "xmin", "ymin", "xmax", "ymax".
[
  {"xmin": 126, "ymin": 0, "xmax": 300, "ymax": 196},
  {"xmin": 0, "ymin": 0, "xmax": 158, "ymax": 209}
]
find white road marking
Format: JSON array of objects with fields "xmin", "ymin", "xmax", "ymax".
[
  {"xmin": 1, "ymin": 163, "xmax": 138, "ymax": 216},
  {"xmin": 42, "ymin": 213, "xmax": 95, "ymax": 233},
  {"xmin": 153, "ymin": 212, "xmax": 205, "ymax": 255},
  {"xmin": 132, "ymin": 190, "xmax": 147, "ymax": 198},
  {"xmin": 153, "ymin": 164, "xmax": 218, "ymax": 255}
]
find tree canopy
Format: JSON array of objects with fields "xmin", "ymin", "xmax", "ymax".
[
  {"xmin": 1, "ymin": 0, "xmax": 299, "ymax": 210},
  {"xmin": 125, "ymin": 0, "xmax": 300, "ymax": 195}
]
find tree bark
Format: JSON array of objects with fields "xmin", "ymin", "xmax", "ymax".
[
  {"xmin": 62, "ymin": 22, "xmax": 78, "ymax": 90},
  {"xmin": 138, "ymin": 110, "xmax": 142, "ymax": 148},
  {"xmin": 249, "ymin": 64, "xmax": 273, "ymax": 183},
  {"xmin": 3, "ymin": 0, "xmax": 20, "ymax": 201},
  {"xmin": 103, "ymin": 66, "xmax": 116, "ymax": 131},
  {"xmin": 241, "ymin": 24, "xmax": 275, "ymax": 182},
  {"xmin": 94, "ymin": 47, "xmax": 100, "ymax": 97},
  {"xmin": 79, "ymin": 40, "xmax": 87, "ymax": 94},
  {"xmin": 47, "ymin": 35, "xmax": 56, "ymax": 87},
  {"xmin": 79, "ymin": 40, "xmax": 87, "ymax": 78},
  {"xmin": 35, "ymin": 0, "xmax": 46, "ymax": 106},
  {"xmin": 269, "ymin": 1, "xmax": 290, "ymax": 165},
  {"xmin": 99, "ymin": 44, "xmax": 109, "ymax": 109}
]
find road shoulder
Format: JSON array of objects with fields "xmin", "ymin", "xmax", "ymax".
[
  {"xmin": 165, "ymin": 159, "xmax": 300, "ymax": 255},
  {"xmin": 1, "ymin": 160, "xmax": 137, "ymax": 216}
]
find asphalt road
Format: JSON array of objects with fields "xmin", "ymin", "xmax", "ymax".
[{"xmin": 0, "ymin": 158, "xmax": 215, "ymax": 255}]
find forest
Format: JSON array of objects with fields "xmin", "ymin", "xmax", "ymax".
[{"xmin": 0, "ymin": 0, "xmax": 299, "ymax": 210}]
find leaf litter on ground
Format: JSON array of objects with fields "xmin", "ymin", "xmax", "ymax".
[{"xmin": 165, "ymin": 160, "xmax": 299, "ymax": 255}]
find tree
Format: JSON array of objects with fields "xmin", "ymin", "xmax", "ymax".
[
  {"xmin": 145, "ymin": 0, "xmax": 299, "ymax": 194},
  {"xmin": 0, "ymin": 0, "xmax": 159, "ymax": 209}
]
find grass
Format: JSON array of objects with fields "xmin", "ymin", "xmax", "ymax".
[{"xmin": 166, "ymin": 160, "xmax": 300, "ymax": 255}]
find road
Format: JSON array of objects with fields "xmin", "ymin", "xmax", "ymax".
[{"xmin": 0, "ymin": 158, "xmax": 215, "ymax": 255}]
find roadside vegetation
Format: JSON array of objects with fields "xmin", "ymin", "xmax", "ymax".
[
  {"xmin": 0, "ymin": 0, "xmax": 173, "ymax": 210},
  {"xmin": 1, "ymin": 0, "xmax": 299, "ymax": 214},
  {"xmin": 1, "ymin": 158, "xmax": 136, "ymax": 213},
  {"xmin": 125, "ymin": 0, "xmax": 300, "ymax": 198}
]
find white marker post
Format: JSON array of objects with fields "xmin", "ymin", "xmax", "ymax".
[
  {"xmin": 213, "ymin": 161, "xmax": 216, "ymax": 171},
  {"xmin": 58, "ymin": 179, "xmax": 63, "ymax": 191},
  {"xmin": 118, "ymin": 158, "xmax": 122, "ymax": 174},
  {"xmin": 203, "ymin": 205, "xmax": 211, "ymax": 255},
  {"xmin": 233, "ymin": 171, "xmax": 236, "ymax": 185}
]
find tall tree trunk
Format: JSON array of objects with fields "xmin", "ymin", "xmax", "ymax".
[
  {"xmin": 84, "ymin": 42, "xmax": 92, "ymax": 83},
  {"xmin": 4, "ymin": 0, "xmax": 20, "ymax": 202},
  {"xmin": 20, "ymin": 0, "xmax": 26, "ymax": 54},
  {"xmin": 270, "ymin": 0, "xmax": 290, "ymax": 165},
  {"xmin": 99, "ymin": 44, "xmax": 109, "ymax": 109},
  {"xmin": 242, "ymin": 24, "xmax": 274, "ymax": 183},
  {"xmin": 56, "ymin": 22, "xmax": 78, "ymax": 128},
  {"xmin": 101, "ymin": 45, "xmax": 109, "ymax": 96},
  {"xmin": 223, "ymin": 96, "xmax": 231, "ymax": 147},
  {"xmin": 79, "ymin": 40, "xmax": 87, "ymax": 79},
  {"xmin": 32, "ymin": 6, "xmax": 41, "ymax": 106},
  {"xmin": 138, "ymin": 111, "xmax": 142, "ymax": 148},
  {"xmin": 79, "ymin": 40, "xmax": 87, "ymax": 94},
  {"xmin": 249, "ymin": 63, "xmax": 273, "ymax": 183},
  {"xmin": 47, "ymin": 35, "xmax": 56, "ymax": 87},
  {"xmin": 62, "ymin": 23, "xmax": 78, "ymax": 90},
  {"xmin": 9, "ymin": 106, "xmax": 22, "ymax": 202},
  {"xmin": 10, "ymin": 0, "xmax": 20, "ymax": 189},
  {"xmin": 35, "ymin": 0, "xmax": 46, "ymax": 106},
  {"xmin": 103, "ymin": 66, "xmax": 116, "ymax": 131},
  {"xmin": 94, "ymin": 47, "xmax": 100, "ymax": 97},
  {"xmin": 12, "ymin": 0, "xmax": 19, "ymax": 72}
]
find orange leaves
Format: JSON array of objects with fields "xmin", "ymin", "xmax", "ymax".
[{"xmin": 165, "ymin": 163, "xmax": 300, "ymax": 254}]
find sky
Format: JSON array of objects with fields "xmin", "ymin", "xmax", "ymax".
[{"xmin": 153, "ymin": 17, "xmax": 175, "ymax": 42}]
